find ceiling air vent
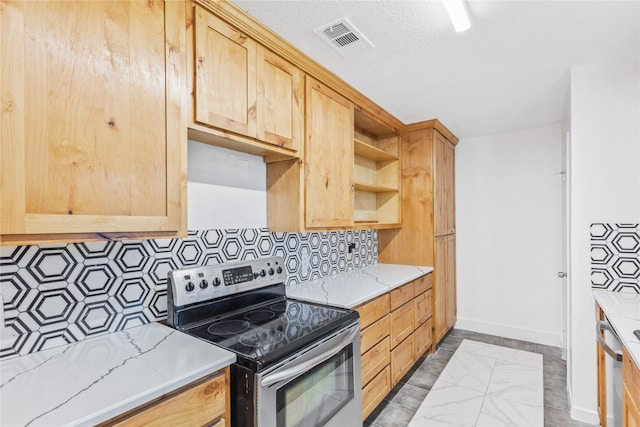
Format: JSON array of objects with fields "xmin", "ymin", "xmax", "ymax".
[{"xmin": 314, "ymin": 18, "xmax": 374, "ymax": 58}]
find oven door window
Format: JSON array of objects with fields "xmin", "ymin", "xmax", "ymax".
[{"xmin": 276, "ymin": 344, "xmax": 354, "ymax": 427}]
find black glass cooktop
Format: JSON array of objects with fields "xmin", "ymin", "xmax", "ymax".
[{"xmin": 186, "ymin": 297, "xmax": 358, "ymax": 371}]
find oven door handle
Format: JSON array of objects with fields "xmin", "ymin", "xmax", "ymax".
[
  {"xmin": 260, "ymin": 325, "xmax": 359, "ymax": 387},
  {"xmin": 596, "ymin": 320, "xmax": 623, "ymax": 362}
]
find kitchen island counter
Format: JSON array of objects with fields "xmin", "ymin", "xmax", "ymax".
[
  {"xmin": 287, "ymin": 263, "xmax": 433, "ymax": 309},
  {"xmin": 0, "ymin": 322, "xmax": 235, "ymax": 427}
]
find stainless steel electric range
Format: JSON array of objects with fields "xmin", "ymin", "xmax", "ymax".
[{"xmin": 167, "ymin": 257, "xmax": 361, "ymax": 427}]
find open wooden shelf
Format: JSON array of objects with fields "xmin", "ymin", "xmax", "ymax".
[
  {"xmin": 354, "ymin": 139, "xmax": 398, "ymax": 162},
  {"xmin": 352, "ymin": 109, "xmax": 401, "ymax": 228},
  {"xmin": 354, "ymin": 182, "xmax": 399, "ymax": 193}
]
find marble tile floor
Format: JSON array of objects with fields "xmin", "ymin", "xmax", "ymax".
[{"xmin": 364, "ymin": 329, "xmax": 597, "ymax": 427}]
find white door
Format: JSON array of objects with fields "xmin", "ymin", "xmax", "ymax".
[{"xmin": 560, "ymin": 131, "xmax": 572, "ymax": 361}]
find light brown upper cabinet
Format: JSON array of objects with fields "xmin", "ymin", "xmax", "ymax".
[
  {"xmin": 434, "ymin": 132, "xmax": 456, "ymax": 236},
  {"xmin": 0, "ymin": 0, "xmax": 186, "ymax": 245},
  {"xmin": 378, "ymin": 120, "xmax": 458, "ymax": 347},
  {"xmin": 256, "ymin": 48, "xmax": 304, "ymax": 151},
  {"xmin": 193, "ymin": 5, "xmax": 257, "ymax": 138},
  {"xmin": 304, "ymin": 76, "xmax": 354, "ymax": 228},
  {"xmin": 189, "ymin": 4, "xmax": 303, "ymax": 159}
]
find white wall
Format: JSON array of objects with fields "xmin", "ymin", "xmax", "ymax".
[
  {"xmin": 568, "ymin": 57, "xmax": 640, "ymax": 423},
  {"xmin": 187, "ymin": 140, "xmax": 267, "ymax": 230},
  {"xmin": 456, "ymin": 124, "xmax": 564, "ymax": 346}
]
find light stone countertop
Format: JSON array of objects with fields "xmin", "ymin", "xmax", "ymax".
[
  {"xmin": 287, "ymin": 263, "xmax": 434, "ymax": 309},
  {"xmin": 593, "ymin": 289, "xmax": 640, "ymax": 369},
  {"xmin": 0, "ymin": 322, "xmax": 235, "ymax": 427}
]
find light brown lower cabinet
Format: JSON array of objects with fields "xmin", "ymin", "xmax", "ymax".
[
  {"xmin": 102, "ymin": 368, "xmax": 229, "ymax": 427},
  {"xmin": 362, "ymin": 337, "xmax": 391, "ymax": 392},
  {"xmin": 390, "ymin": 301, "xmax": 414, "ymax": 347},
  {"xmin": 623, "ymin": 347, "xmax": 640, "ymax": 427},
  {"xmin": 357, "ymin": 274, "xmax": 433, "ymax": 420},
  {"xmin": 362, "ymin": 365, "xmax": 392, "ymax": 419},
  {"xmin": 414, "ymin": 319, "xmax": 433, "ymax": 360},
  {"xmin": 391, "ymin": 335, "xmax": 415, "ymax": 385}
]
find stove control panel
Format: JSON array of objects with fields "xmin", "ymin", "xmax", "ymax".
[{"xmin": 168, "ymin": 257, "xmax": 286, "ymax": 307}]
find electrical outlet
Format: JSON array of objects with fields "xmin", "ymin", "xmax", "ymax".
[{"xmin": 348, "ymin": 243, "xmax": 357, "ymax": 254}]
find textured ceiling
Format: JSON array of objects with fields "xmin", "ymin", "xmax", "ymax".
[{"xmin": 232, "ymin": 0, "xmax": 640, "ymax": 139}]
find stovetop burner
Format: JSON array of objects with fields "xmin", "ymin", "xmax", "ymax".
[
  {"xmin": 207, "ymin": 320, "xmax": 250, "ymax": 336},
  {"xmin": 244, "ymin": 310, "xmax": 276, "ymax": 322}
]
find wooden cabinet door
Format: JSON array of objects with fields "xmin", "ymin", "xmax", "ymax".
[
  {"xmin": 434, "ymin": 236, "xmax": 448, "ymax": 342},
  {"xmin": 433, "ymin": 132, "xmax": 448, "ymax": 237},
  {"xmin": 446, "ymin": 235, "xmax": 457, "ymax": 330},
  {"xmin": 362, "ymin": 366, "xmax": 390, "ymax": 421},
  {"xmin": 361, "ymin": 337, "xmax": 390, "ymax": 387},
  {"xmin": 624, "ymin": 384, "xmax": 640, "ymax": 427},
  {"xmin": 0, "ymin": 0, "xmax": 185, "ymax": 241},
  {"xmin": 414, "ymin": 319, "xmax": 432, "ymax": 360},
  {"xmin": 390, "ymin": 335, "xmax": 414, "ymax": 386},
  {"xmin": 434, "ymin": 236, "xmax": 456, "ymax": 342},
  {"xmin": 304, "ymin": 76, "xmax": 354, "ymax": 228},
  {"xmin": 445, "ymin": 142, "xmax": 456, "ymax": 234},
  {"xmin": 256, "ymin": 47, "xmax": 303, "ymax": 152},
  {"xmin": 434, "ymin": 131, "xmax": 455, "ymax": 236},
  {"xmin": 623, "ymin": 347, "xmax": 640, "ymax": 427},
  {"xmin": 194, "ymin": 5, "xmax": 257, "ymax": 138},
  {"xmin": 390, "ymin": 302, "xmax": 414, "ymax": 348},
  {"xmin": 414, "ymin": 289, "xmax": 432, "ymax": 328},
  {"xmin": 360, "ymin": 315, "xmax": 390, "ymax": 354}
]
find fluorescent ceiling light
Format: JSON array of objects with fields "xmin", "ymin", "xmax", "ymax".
[{"xmin": 443, "ymin": 0, "xmax": 471, "ymax": 32}]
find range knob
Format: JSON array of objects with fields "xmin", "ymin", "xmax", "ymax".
[
  {"xmin": 260, "ymin": 269, "xmax": 266, "ymax": 277},
  {"xmin": 276, "ymin": 266, "xmax": 283, "ymax": 274},
  {"xmin": 185, "ymin": 282, "xmax": 195, "ymax": 292},
  {"xmin": 253, "ymin": 272, "xmax": 260, "ymax": 279},
  {"xmin": 199, "ymin": 280, "xmax": 208, "ymax": 289},
  {"xmin": 212, "ymin": 277, "xmax": 221, "ymax": 287},
  {"xmin": 268, "ymin": 268, "xmax": 275, "ymax": 276}
]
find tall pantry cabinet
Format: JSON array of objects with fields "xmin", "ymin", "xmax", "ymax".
[{"xmin": 378, "ymin": 120, "xmax": 458, "ymax": 345}]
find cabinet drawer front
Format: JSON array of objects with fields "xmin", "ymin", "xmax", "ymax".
[
  {"xmin": 357, "ymin": 293, "xmax": 390, "ymax": 329},
  {"xmin": 414, "ymin": 319, "xmax": 433, "ymax": 360},
  {"xmin": 390, "ymin": 302, "xmax": 414, "ymax": 347},
  {"xmin": 361, "ymin": 315, "xmax": 390, "ymax": 354},
  {"xmin": 362, "ymin": 365, "xmax": 391, "ymax": 421},
  {"xmin": 391, "ymin": 335, "xmax": 415, "ymax": 386},
  {"xmin": 390, "ymin": 282, "xmax": 414, "ymax": 311},
  {"xmin": 111, "ymin": 371, "xmax": 227, "ymax": 427},
  {"xmin": 414, "ymin": 274, "xmax": 433, "ymax": 296},
  {"xmin": 414, "ymin": 289, "xmax": 432, "ymax": 328},
  {"xmin": 362, "ymin": 337, "xmax": 390, "ymax": 386}
]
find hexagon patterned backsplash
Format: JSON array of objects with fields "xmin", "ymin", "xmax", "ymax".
[
  {"xmin": 0, "ymin": 228, "xmax": 378, "ymax": 360},
  {"xmin": 591, "ymin": 223, "xmax": 640, "ymax": 293}
]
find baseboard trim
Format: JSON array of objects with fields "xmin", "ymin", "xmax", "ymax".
[
  {"xmin": 455, "ymin": 317, "xmax": 563, "ymax": 347},
  {"xmin": 567, "ymin": 390, "xmax": 601, "ymax": 425}
]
